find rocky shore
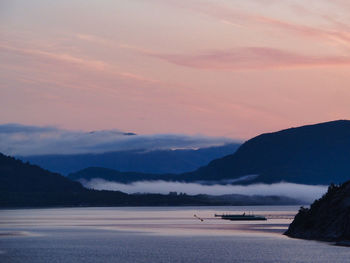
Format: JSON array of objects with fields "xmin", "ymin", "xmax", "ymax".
[{"xmin": 285, "ymin": 181, "xmax": 350, "ymax": 242}]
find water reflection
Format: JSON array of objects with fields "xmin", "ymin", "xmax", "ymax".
[
  {"xmin": 1, "ymin": 206, "xmax": 349, "ymax": 263},
  {"xmin": 0, "ymin": 206, "xmax": 297, "ymax": 237}
]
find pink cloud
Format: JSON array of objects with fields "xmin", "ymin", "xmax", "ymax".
[
  {"xmin": 0, "ymin": 43, "xmax": 107, "ymax": 71},
  {"xmin": 144, "ymin": 47, "xmax": 350, "ymax": 70},
  {"xmin": 1, "ymin": 39, "xmax": 291, "ymax": 138},
  {"xmin": 156, "ymin": 0, "xmax": 350, "ymax": 46},
  {"xmin": 256, "ymin": 16, "xmax": 350, "ymax": 46},
  {"xmin": 0, "ymin": 42, "xmax": 158, "ymax": 83},
  {"xmin": 76, "ymin": 34, "xmax": 116, "ymax": 47}
]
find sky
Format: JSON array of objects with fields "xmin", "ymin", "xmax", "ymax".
[{"xmin": 1, "ymin": 0, "xmax": 350, "ymax": 139}]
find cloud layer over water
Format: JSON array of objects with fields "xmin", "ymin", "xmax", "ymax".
[{"xmin": 83, "ymin": 179, "xmax": 328, "ymax": 203}]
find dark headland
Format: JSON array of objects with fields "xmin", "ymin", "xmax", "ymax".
[{"xmin": 285, "ymin": 180, "xmax": 350, "ymax": 244}]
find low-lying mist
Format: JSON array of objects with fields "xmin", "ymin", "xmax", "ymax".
[{"xmin": 82, "ymin": 179, "xmax": 328, "ymax": 203}]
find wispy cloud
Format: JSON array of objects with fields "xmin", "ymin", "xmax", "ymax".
[
  {"xmin": 76, "ymin": 34, "xmax": 115, "ymax": 46},
  {"xmin": 156, "ymin": 0, "xmax": 350, "ymax": 47},
  {"xmin": 0, "ymin": 40, "xmax": 159, "ymax": 83},
  {"xmin": 144, "ymin": 47, "xmax": 350, "ymax": 70},
  {"xmin": 0, "ymin": 43, "xmax": 107, "ymax": 71},
  {"xmin": 255, "ymin": 16, "xmax": 350, "ymax": 46},
  {"xmin": 0, "ymin": 124, "xmax": 236, "ymax": 155},
  {"xmin": 83, "ymin": 179, "xmax": 327, "ymax": 203}
]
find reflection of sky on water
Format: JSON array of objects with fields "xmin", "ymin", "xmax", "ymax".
[
  {"xmin": 1, "ymin": 207, "xmax": 350, "ymax": 263},
  {"xmin": 0, "ymin": 206, "xmax": 298, "ymax": 237}
]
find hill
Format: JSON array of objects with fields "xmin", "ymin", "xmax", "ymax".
[
  {"xmin": 1, "ymin": 153, "xmax": 298, "ymax": 207},
  {"xmin": 285, "ymin": 181, "xmax": 350, "ymax": 242},
  {"xmin": 69, "ymin": 120, "xmax": 350, "ymax": 185},
  {"xmin": 0, "ymin": 153, "xmax": 84, "ymax": 193},
  {"xmin": 0, "ymin": 153, "xmax": 206, "ymax": 207},
  {"xmin": 0, "ymin": 153, "xmax": 127, "ymax": 207},
  {"xmin": 186, "ymin": 120, "xmax": 350, "ymax": 185},
  {"xmin": 18, "ymin": 143, "xmax": 240, "ymax": 175}
]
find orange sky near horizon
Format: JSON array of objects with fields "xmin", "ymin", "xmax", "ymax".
[{"xmin": 1, "ymin": 0, "xmax": 350, "ymax": 139}]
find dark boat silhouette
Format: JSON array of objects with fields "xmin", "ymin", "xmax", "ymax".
[{"xmin": 215, "ymin": 213, "xmax": 267, "ymax": 221}]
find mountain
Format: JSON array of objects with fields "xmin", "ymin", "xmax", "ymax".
[
  {"xmin": 18, "ymin": 143, "xmax": 240, "ymax": 175},
  {"xmin": 0, "ymin": 152, "xmax": 126, "ymax": 207},
  {"xmin": 285, "ymin": 181, "xmax": 350, "ymax": 242},
  {"xmin": 1, "ymin": 152, "xmax": 299, "ymax": 207},
  {"xmin": 69, "ymin": 120, "xmax": 350, "ymax": 185},
  {"xmin": 186, "ymin": 120, "xmax": 350, "ymax": 185},
  {"xmin": 0, "ymin": 153, "xmax": 84, "ymax": 193},
  {"xmin": 0, "ymin": 153, "xmax": 192, "ymax": 206}
]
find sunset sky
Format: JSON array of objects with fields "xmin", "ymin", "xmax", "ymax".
[{"xmin": 1, "ymin": 0, "xmax": 350, "ymax": 139}]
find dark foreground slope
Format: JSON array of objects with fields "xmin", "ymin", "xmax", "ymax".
[
  {"xmin": 186, "ymin": 120, "xmax": 350, "ymax": 184},
  {"xmin": 285, "ymin": 181, "xmax": 350, "ymax": 242}
]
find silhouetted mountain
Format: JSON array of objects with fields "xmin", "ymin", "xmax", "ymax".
[
  {"xmin": 18, "ymin": 143, "xmax": 240, "ymax": 175},
  {"xmin": 0, "ymin": 153, "xmax": 125, "ymax": 207},
  {"xmin": 285, "ymin": 181, "xmax": 350, "ymax": 242},
  {"xmin": 1, "ymin": 152, "xmax": 298, "ymax": 207},
  {"xmin": 0, "ymin": 153, "xmax": 84, "ymax": 193},
  {"xmin": 186, "ymin": 120, "xmax": 350, "ymax": 185},
  {"xmin": 69, "ymin": 120, "xmax": 350, "ymax": 185}
]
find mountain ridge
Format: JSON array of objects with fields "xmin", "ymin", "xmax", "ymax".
[
  {"xmin": 69, "ymin": 120, "xmax": 350, "ymax": 185},
  {"xmin": 1, "ymin": 152, "xmax": 299, "ymax": 207},
  {"xmin": 19, "ymin": 143, "xmax": 240, "ymax": 175},
  {"xmin": 185, "ymin": 119, "xmax": 350, "ymax": 184}
]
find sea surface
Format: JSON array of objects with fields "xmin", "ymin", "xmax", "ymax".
[{"xmin": 0, "ymin": 206, "xmax": 349, "ymax": 263}]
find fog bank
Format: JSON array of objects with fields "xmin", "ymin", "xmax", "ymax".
[{"xmin": 82, "ymin": 179, "xmax": 328, "ymax": 203}]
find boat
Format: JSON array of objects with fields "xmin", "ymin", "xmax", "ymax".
[{"xmin": 215, "ymin": 213, "xmax": 267, "ymax": 221}]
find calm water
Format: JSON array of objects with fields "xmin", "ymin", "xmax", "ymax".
[{"xmin": 0, "ymin": 206, "xmax": 349, "ymax": 262}]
